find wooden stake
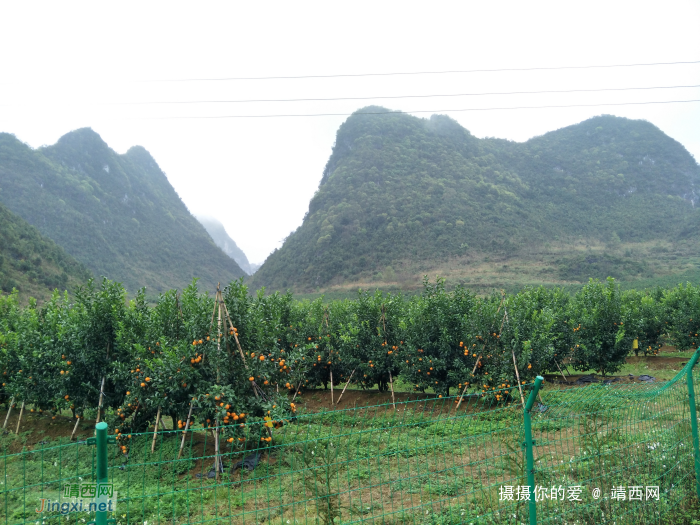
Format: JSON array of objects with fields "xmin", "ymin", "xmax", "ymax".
[
  {"xmin": 553, "ymin": 358, "xmax": 569, "ymax": 383},
  {"xmin": 178, "ymin": 403, "xmax": 194, "ymax": 460},
  {"xmin": 96, "ymin": 376, "xmax": 105, "ymax": 424},
  {"xmin": 160, "ymin": 417, "xmax": 167, "ymax": 431},
  {"xmin": 379, "ymin": 306, "xmax": 396, "ymax": 410},
  {"xmin": 454, "ymin": 382, "xmax": 470, "ymax": 413},
  {"xmin": 292, "ymin": 380, "xmax": 303, "ymax": 402},
  {"xmin": 208, "ymin": 293, "xmax": 218, "ymax": 336},
  {"xmin": 494, "ymin": 290, "xmax": 506, "ymax": 315},
  {"xmin": 330, "ymin": 369, "xmax": 334, "ymax": 406},
  {"xmin": 219, "ymin": 299, "xmax": 258, "ymax": 398},
  {"xmin": 471, "ymin": 355, "xmax": 482, "ymax": 376},
  {"xmin": 151, "ymin": 406, "xmax": 161, "ymax": 453},
  {"xmin": 498, "ymin": 304, "xmax": 525, "ymax": 406},
  {"xmin": 175, "ymin": 292, "xmax": 182, "ymax": 339},
  {"xmin": 336, "ymin": 369, "xmax": 355, "ymax": 405},
  {"xmin": 511, "ymin": 349, "xmax": 526, "ymax": 406},
  {"xmin": 221, "ymin": 302, "xmax": 247, "ymax": 364},
  {"xmin": 214, "ymin": 424, "xmax": 220, "ymax": 482},
  {"xmin": 3, "ymin": 396, "xmax": 14, "ymax": 429},
  {"xmin": 216, "ymin": 285, "xmax": 222, "ymax": 383},
  {"xmin": 217, "ymin": 285, "xmax": 222, "ymax": 352},
  {"xmin": 389, "ymin": 372, "xmax": 396, "ymax": 410},
  {"xmin": 70, "ymin": 415, "xmax": 80, "ymax": 441},
  {"xmin": 15, "ymin": 401, "xmax": 25, "ymax": 434}
]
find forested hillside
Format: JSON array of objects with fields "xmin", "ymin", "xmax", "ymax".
[
  {"xmin": 252, "ymin": 108, "xmax": 700, "ymax": 292},
  {"xmin": 0, "ymin": 130, "xmax": 245, "ymax": 294},
  {"xmin": 197, "ymin": 215, "xmax": 253, "ymax": 274},
  {"xmin": 0, "ymin": 202, "xmax": 91, "ymax": 301}
]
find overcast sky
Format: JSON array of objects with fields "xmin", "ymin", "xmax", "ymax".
[{"xmin": 2, "ymin": 1, "xmax": 699, "ymax": 264}]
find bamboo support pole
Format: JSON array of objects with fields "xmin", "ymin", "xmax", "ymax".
[
  {"xmin": 292, "ymin": 381, "xmax": 303, "ymax": 402},
  {"xmin": 217, "ymin": 286, "xmax": 222, "ymax": 353},
  {"xmin": 216, "ymin": 287, "xmax": 222, "ymax": 383},
  {"xmin": 330, "ymin": 369, "xmax": 334, "ymax": 405},
  {"xmin": 15, "ymin": 401, "xmax": 24, "ymax": 435},
  {"xmin": 336, "ymin": 369, "xmax": 355, "ymax": 405},
  {"xmin": 96, "ymin": 377, "xmax": 105, "ymax": 424},
  {"xmin": 70, "ymin": 414, "xmax": 80, "ymax": 440},
  {"xmin": 389, "ymin": 372, "xmax": 396, "ymax": 410},
  {"xmin": 221, "ymin": 302, "xmax": 247, "ymax": 364},
  {"xmin": 178, "ymin": 403, "xmax": 194, "ymax": 460},
  {"xmin": 498, "ymin": 305, "xmax": 525, "ymax": 406},
  {"xmin": 151, "ymin": 407, "xmax": 161, "ymax": 453},
  {"xmin": 214, "ymin": 423, "xmax": 220, "ymax": 482},
  {"xmin": 454, "ymin": 382, "xmax": 470, "ymax": 413},
  {"xmin": 512, "ymin": 349, "xmax": 526, "ymax": 406},
  {"xmin": 220, "ymin": 298, "xmax": 259, "ymax": 398},
  {"xmin": 471, "ymin": 355, "xmax": 482, "ymax": 376},
  {"xmin": 208, "ymin": 294, "xmax": 217, "ymax": 335},
  {"xmin": 3, "ymin": 396, "xmax": 14, "ymax": 429},
  {"xmin": 553, "ymin": 358, "xmax": 569, "ymax": 382}
]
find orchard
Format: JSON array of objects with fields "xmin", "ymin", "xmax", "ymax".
[{"xmin": 0, "ymin": 276, "xmax": 697, "ymax": 441}]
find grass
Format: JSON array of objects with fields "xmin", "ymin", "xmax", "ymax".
[
  {"xmin": 2, "ymin": 373, "xmax": 700, "ymax": 525},
  {"xmin": 288, "ymin": 239, "xmax": 700, "ymax": 300}
]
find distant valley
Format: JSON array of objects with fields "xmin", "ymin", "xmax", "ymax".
[{"xmin": 196, "ymin": 215, "xmax": 254, "ymax": 275}]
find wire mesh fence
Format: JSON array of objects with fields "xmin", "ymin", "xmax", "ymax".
[{"xmin": 2, "ymin": 355, "xmax": 699, "ymax": 525}]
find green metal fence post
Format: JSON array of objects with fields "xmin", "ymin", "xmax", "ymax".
[
  {"xmin": 687, "ymin": 349, "xmax": 700, "ymax": 499},
  {"xmin": 95, "ymin": 421, "xmax": 108, "ymax": 525},
  {"xmin": 524, "ymin": 376, "xmax": 544, "ymax": 525}
]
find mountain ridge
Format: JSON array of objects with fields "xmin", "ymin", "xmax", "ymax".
[
  {"xmin": 251, "ymin": 108, "xmax": 700, "ymax": 293},
  {"xmin": 0, "ymin": 129, "xmax": 245, "ymax": 294}
]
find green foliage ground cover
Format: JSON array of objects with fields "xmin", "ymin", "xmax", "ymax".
[
  {"xmin": 0, "ymin": 202, "xmax": 91, "ymax": 301},
  {"xmin": 2, "ymin": 376, "xmax": 699, "ymax": 525}
]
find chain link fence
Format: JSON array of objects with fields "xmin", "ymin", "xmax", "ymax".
[{"xmin": 2, "ymin": 351, "xmax": 700, "ymax": 525}]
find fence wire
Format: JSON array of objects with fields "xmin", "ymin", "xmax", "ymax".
[{"xmin": 1, "ymin": 360, "xmax": 699, "ymax": 525}]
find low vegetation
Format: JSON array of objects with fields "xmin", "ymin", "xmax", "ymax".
[
  {"xmin": 1, "ymin": 275, "xmax": 699, "ymax": 438},
  {"xmin": 0, "ymin": 202, "xmax": 91, "ymax": 301}
]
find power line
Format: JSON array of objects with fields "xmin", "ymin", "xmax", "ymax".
[
  {"xmin": 142, "ymin": 98, "xmax": 700, "ymax": 119},
  {"xmin": 143, "ymin": 60, "xmax": 700, "ymax": 82},
  {"xmin": 106, "ymin": 84, "xmax": 700, "ymax": 106}
]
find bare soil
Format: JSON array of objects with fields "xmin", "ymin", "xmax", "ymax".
[
  {"xmin": 625, "ymin": 355, "xmax": 689, "ymax": 368},
  {"xmin": 0, "ymin": 352, "xmax": 692, "ymax": 446},
  {"xmin": 293, "ymin": 388, "xmax": 437, "ymax": 412},
  {"xmin": 0, "ymin": 410, "xmax": 94, "ymax": 451}
]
